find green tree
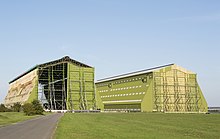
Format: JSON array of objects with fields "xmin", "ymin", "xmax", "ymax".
[
  {"xmin": 22, "ymin": 100, "xmax": 44, "ymax": 116},
  {"xmin": 32, "ymin": 100, "xmax": 44, "ymax": 115},
  {"xmin": 0, "ymin": 104, "xmax": 11, "ymax": 112},
  {"xmin": 22, "ymin": 103, "xmax": 35, "ymax": 116},
  {"xmin": 11, "ymin": 102, "xmax": 22, "ymax": 112}
]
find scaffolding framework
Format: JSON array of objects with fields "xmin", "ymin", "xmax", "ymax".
[
  {"xmin": 5, "ymin": 56, "xmax": 96, "ymax": 111},
  {"xmin": 38, "ymin": 60, "xmax": 96, "ymax": 111},
  {"xmin": 153, "ymin": 69, "xmax": 201, "ymax": 112},
  {"xmin": 38, "ymin": 62, "xmax": 67, "ymax": 110}
]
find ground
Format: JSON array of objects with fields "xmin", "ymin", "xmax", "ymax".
[
  {"xmin": 0, "ymin": 113, "xmax": 63, "ymax": 139},
  {"xmin": 0, "ymin": 112, "xmax": 37, "ymax": 127},
  {"xmin": 55, "ymin": 113, "xmax": 220, "ymax": 139}
]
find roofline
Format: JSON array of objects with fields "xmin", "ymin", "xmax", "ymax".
[
  {"xmin": 9, "ymin": 56, "xmax": 93, "ymax": 84},
  {"xmin": 96, "ymin": 63, "xmax": 174, "ymax": 83},
  {"xmin": 9, "ymin": 65, "xmax": 38, "ymax": 84},
  {"xmin": 38, "ymin": 56, "xmax": 92, "ymax": 68}
]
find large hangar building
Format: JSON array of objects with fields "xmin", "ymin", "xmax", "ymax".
[
  {"xmin": 96, "ymin": 64, "xmax": 208, "ymax": 113},
  {"xmin": 4, "ymin": 56, "xmax": 96, "ymax": 111}
]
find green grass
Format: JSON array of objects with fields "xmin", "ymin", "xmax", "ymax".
[
  {"xmin": 0, "ymin": 112, "xmax": 38, "ymax": 126},
  {"xmin": 55, "ymin": 113, "xmax": 220, "ymax": 139}
]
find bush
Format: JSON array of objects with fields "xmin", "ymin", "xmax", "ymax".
[
  {"xmin": 22, "ymin": 100, "xmax": 44, "ymax": 116},
  {"xmin": 32, "ymin": 100, "xmax": 44, "ymax": 115},
  {"xmin": 22, "ymin": 103, "xmax": 35, "ymax": 116},
  {"xmin": 0, "ymin": 104, "xmax": 11, "ymax": 112},
  {"xmin": 11, "ymin": 102, "xmax": 22, "ymax": 112}
]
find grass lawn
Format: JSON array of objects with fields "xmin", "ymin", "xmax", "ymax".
[
  {"xmin": 55, "ymin": 113, "xmax": 220, "ymax": 139},
  {"xmin": 0, "ymin": 112, "xmax": 38, "ymax": 127}
]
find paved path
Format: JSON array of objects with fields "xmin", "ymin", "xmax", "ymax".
[{"xmin": 0, "ymin": 113, "xmax": 63, "ymax": 139}]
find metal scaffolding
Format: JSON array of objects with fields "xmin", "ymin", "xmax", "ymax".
[
  {"xmin": 153, "ymin": 69, "xmax": 201, "ymax": 112},
  {"xmin": 5, "ymin": 56, "xmax": 96, "ymax": 111},
  {"xmin": 38, "ymin": 63, "xmax": 67, "ymax": 110}
]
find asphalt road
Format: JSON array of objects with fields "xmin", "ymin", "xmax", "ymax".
[{"xmin": 0, "ymin": 113, "xmax": 63, "ymax": 139}]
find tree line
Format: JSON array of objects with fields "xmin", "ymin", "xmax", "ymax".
[{"xmin": 0, "ymin": 100, "xmax": 44, "ymax": 116}]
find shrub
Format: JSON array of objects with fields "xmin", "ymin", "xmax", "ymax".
[
  {"xmin": 11, "ymin": 102, "xmax": 22, "ymax": 112},
  {"xmin": 32, "ymin": 100, "xmax": 44, "ymax": 115},
  {"xmin": 22, "ymin": 103, "xmax": 35, "ymax": 116},
  {"xmin": 22, "ymin": 100, "xmax": 44, "ymax": 116},
  {"xmin": 0, "ymin": 104, "xmax": 11, "ymax": 112}
]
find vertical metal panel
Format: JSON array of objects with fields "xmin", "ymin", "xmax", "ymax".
[{"xmin": 67, "ymin": 63, "xmax": 95, "ymax": 111}]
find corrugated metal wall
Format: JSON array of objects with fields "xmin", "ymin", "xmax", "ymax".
[{"xmin": 67, "ymin": 63, "xmax": 96, "ymax": 110}]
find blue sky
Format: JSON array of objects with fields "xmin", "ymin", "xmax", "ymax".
[{"xmin": 0, "ymin": 0, "xmax": 219, "ymax": 106}]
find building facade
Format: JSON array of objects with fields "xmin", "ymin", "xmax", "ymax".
[
  {"xmin": 96, "ymin": 64, "xmax": 208, "ymax": 113},
  {"xmin": 5, "ymin": 56, "xmax": 96, "ymax": 111}
]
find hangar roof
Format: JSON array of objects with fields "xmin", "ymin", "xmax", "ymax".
[
  {"xmin": 96, "ymin": 64, "xmax": 175, "ymax": 83},
  {"xmin": 9, "ymin": 56, "xmax": 92, "ymax": 84}
]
